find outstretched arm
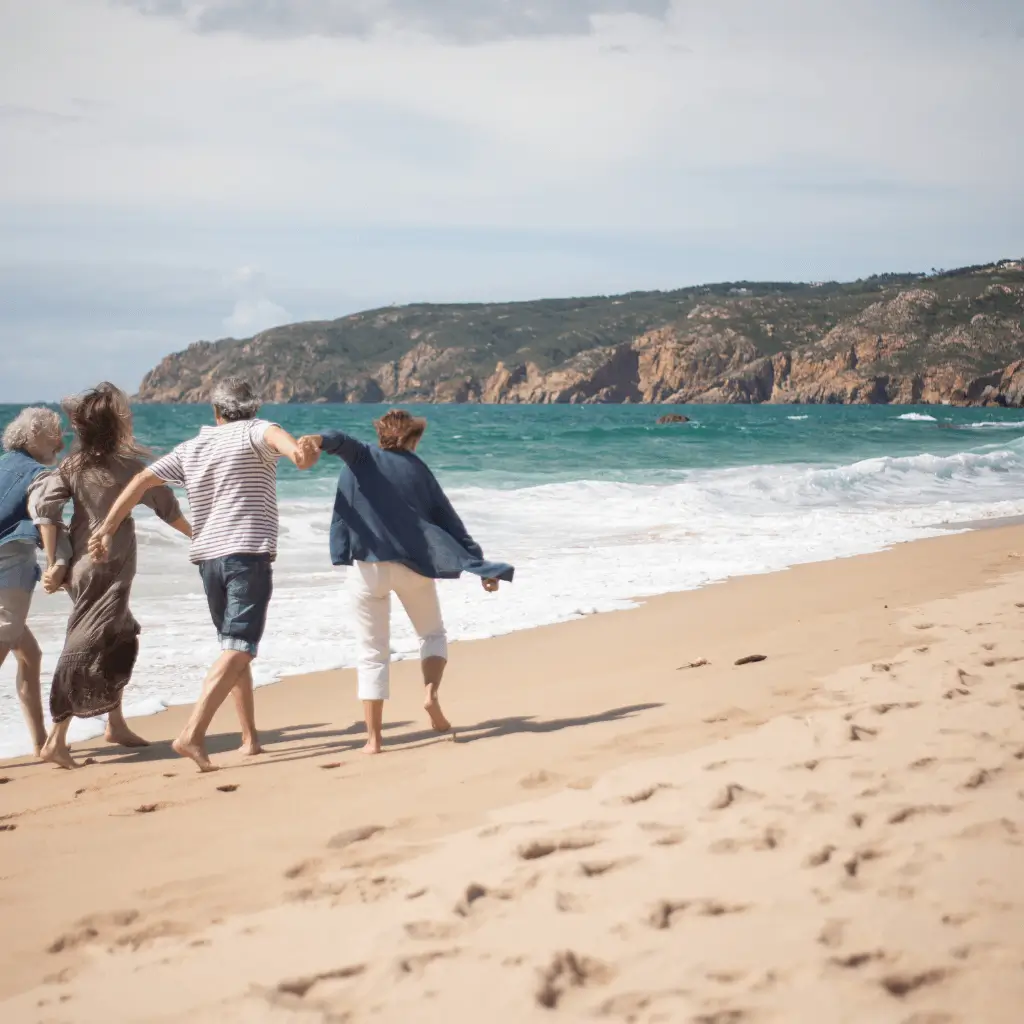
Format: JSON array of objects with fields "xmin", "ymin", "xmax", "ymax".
[
  {"xmin": 264, "ymin": 425, "xmax": 317, "ymax": 470},
  {"xmin": 298, "ymin": 431, "xmax": 366, "ymax": 466},
  {"xmin": 88, "ymin": 468, "xmax": 164, "ymax": 561}
]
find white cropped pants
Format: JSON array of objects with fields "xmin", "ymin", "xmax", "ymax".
[{"xmin": 348, "ymin": 561, "xmax": 448, "ymax": 700}]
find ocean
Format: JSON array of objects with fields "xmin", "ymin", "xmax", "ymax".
[{"xmin": 3, "ymin": 402, "xmax": 1024, "ymax": 757}]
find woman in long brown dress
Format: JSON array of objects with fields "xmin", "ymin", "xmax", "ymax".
[{"xmin": 33, "ymin": 383, "xmax": 191, "ymax": 769}]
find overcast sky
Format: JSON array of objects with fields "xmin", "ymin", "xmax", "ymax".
[{"xmin": 1, "ymin": 0, "xmax": 1021, "ymax": 401}]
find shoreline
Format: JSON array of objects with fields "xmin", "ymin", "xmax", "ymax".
[
  {"xmin": 0, "ymin": 513, "xmax": 1011, "ymax": 762},
  {"xmin": 2, "ymin": 523, "xmax": 1024, "ymax": 1016}
]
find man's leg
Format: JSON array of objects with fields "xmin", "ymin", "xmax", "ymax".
[
  {"xmin": 5, "ymin": 628, "xmax": 46, "ymax": 755},
  {"xmin": 231, "ymin": 663, "xmax": 261, "ymax": 756},
  {"xmin": 217, "ymin": 556, "xmax": 272, "ymax": 755},
  {"xmin": 173, "ymin": 650, "xmax": 252, "ymax": 772},
  {"xmin": 349, "ymin": 563, "xmax": 391, "ymax": 755},
  {"xmin": 393, "ymin": 567, "xmax": 450, "ymax": 733}
]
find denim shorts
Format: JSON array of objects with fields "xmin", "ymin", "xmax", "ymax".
[{"xmin": 198, "ymin": 554, "xmax": 273, "ymax": 658}]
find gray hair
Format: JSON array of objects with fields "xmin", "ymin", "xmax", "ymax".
[
  {"xmin": 210, "ymin": 377, "xmax": 261, "ymax": 422},
  {"xmin": 2, "ymin": 406, "xmax": 62, "ymax": 454}
]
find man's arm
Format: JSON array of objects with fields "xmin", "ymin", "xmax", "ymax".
[
  {"xmin": 88, "ymin": 468, "xmax": 164, "ymax": 561},
  {"xmin": 298, "ymin": 431, "xmax": 366, "ymax": 466},
  {"xmin": 263, "ymin": 425, "xmax": 318, "ymax": 470}
]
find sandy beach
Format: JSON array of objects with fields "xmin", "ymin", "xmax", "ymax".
[{"xmin": 2, "ymin": 525, "xmax": 1023, "ymax": 1022}]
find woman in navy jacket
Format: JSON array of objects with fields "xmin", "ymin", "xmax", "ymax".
[{"xmin": 300, "ymin": 410, "xmax": 513, "ymax": 754}]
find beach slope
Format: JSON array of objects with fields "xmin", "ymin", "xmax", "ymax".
[{"xmin": 2, "ymin": 527, "xmax": 1024, "ymax": 1021}]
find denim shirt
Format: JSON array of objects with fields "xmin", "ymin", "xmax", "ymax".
[
  {"xmin": 0, "ymin": 450, "xmax": 47, "ymax": 549},
  {"xmin": 320, "ymin": 430, "xmax": 514, "ymax": 583}
]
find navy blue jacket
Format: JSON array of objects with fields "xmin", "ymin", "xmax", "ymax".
[
  {"xmin": 319, "ymin": 430, "xmax": 514, "ymax": 583},
  {"xmin": 0, "ymin": 450, "xmax": 47, "ymax": 548}
]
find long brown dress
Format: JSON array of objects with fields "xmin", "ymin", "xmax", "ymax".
[{"xmin": 32, "ymin": 456, "xmax": 181, "ymax": 722}]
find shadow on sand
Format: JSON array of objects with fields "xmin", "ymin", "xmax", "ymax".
[{"xmin": 58, "ymin": 702, "xmax": 665, "ymax": 769}]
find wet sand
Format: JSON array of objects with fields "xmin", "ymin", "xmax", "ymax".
[{"xmin": 2, "ymin": 525, "xmax": 1024, "ymax": 1021}]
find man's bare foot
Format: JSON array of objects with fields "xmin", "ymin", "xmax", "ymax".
[
  {"xmin": 172, "ymin": 736, "xmax": 218, "ymax": 773},
  {"xmin": 105, "ymin": 723, "xmax": 150, "ymax": 748},
  {"xmin": 238, "ymin": 738, "xmax": 263, "ymax": 756},
  {"xmin": 424, "ymin": 696, "xmax": 451, "ymax": 733},
  {"xmin": 40, "ymin": 738, "xmax": 80, "ymax": 770},
  {"xmin": 362, "ymin": 735, "xmax": 383, "ymax": 755}
]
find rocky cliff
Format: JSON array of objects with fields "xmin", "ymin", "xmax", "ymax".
[{"xmin": 136, "ymin": 261, "xmax": 1024, "ymax": 407}]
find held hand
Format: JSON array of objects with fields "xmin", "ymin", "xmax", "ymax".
[
  {"xmin": 295, "ymin": 435, "xmax": 322, "ymax": 470},
  {"xmin": 88, "ymin": 531, "xmax": 112, "ymax": 563},
  {"xmin": 482, "ymin": 578, "xmax": 499, "ymax": 593},
  {"xmin": 41, "ymin": 565, "xmax": 66, "ymax": 594}
]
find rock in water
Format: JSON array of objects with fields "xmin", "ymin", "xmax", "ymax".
[{"xmin": 657, "ymin": 413, "xmax": 691, "ymax": 424}]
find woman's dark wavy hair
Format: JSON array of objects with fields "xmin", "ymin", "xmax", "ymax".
[{"xmin": 61, "ymin": 382, "xmax": 148, "ymax": 472}]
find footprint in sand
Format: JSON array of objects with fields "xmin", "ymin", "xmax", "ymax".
[
  {"xmin": 616, "ymin": 784, "xmax": 671, "ymax": 805},
  {"xmin": 404, "ymin": 920, "xmax": 458, "ymax": 940},
  {"xmin": 843, "ymin": 849, "xmax": 883, "ymax": 878},
  {"xmin": 579, "ymin": 858, "xmax": 636, "ymax": 877},
  {"xmin": 648, "ymin": 899, "xmax": 748, "ymax": 929},
  {"xmin": 216, "ymin": 784, "xmax": 239, "ymax": 793},
  {"xmin": 880, "ymin": 968, "xmax": 951, "ymax": 998},
  {"xmin": 0, "ymin": 823, "xmax": 16, "ymax": 832},
  {"xmin": 804, "ymin": 845, "xmax": 837, "ymax": 868},
  {"xmin": 396, "ymin": 949, "xmax": 460, "ymax": 978},
  {"xmin": 519, "ymin": 770, "xmax": 562, "ymax": 790},
  {"xmin": 849, "ymin": 724, "xmax": 879, "ymax": 741},
  {"xmin": 134, "ymin": 804, "xmax": 160, "ymax": 814},
  {"xmin": 273, "ymin": 964, "xmax": 365, "ymax": 1000},
  {"xmin": 518, "ymin": 834, "xmax": 600, "ymax": 861},
  {"xmin": 556, "ymin": 891, "xmax": 586, "ymax": 912},
  {"xmin": 888, "ymin": 805, "xmax": 952, "ymax": 825},
  {"xmin": 830, "ymin": 950, "xmax": 889, "ymax": 969},
  {"xmin": 327, "ymin": 825, "xmax": 384, "ymax": 850},
  {"xmin": 535, "ymin": 951, "xmax": 613, "ymax": 1009},
  {"xmin": 694, "ymin": 1011, "xmax": 747, "ymax": 1024},
  {"xmin": 0, "ymin": 777, "xmax": 11, "ymax": 785},
  {"xmin": 709, "ymin": 784, "xmax": 761, "ymax": 810}
]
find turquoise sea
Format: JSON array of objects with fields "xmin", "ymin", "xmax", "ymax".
[{"xmin": 3, "ymin": 402, "xmax": 1024, "ymax": 756}]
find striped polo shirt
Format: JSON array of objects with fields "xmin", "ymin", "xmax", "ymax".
[{"xmin": 149, "ymin": 419, "xmax": 280, "ymax": 563}]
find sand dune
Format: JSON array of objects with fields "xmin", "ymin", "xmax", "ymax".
[{"xmin": 2, "ymin": 528, "xmax": 1024, "ymax": 1022}]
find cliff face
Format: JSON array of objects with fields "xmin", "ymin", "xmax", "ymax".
[{"xmin": 136, "ymin": 262, "xmax": 1024, "ymax": 407}]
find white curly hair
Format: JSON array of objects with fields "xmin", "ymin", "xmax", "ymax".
[
  {"xmin": 210, "ymin": 377, "xmax": 262, "ymax": 422},
  {"xmin": 2, "ymin": 407, "xmax": 63, "ymax": 454}
]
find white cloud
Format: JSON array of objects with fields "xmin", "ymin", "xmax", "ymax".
[
  {"xmin": 222, "ymin": 266, "xmax": 290, "ymax": 335},
  {"xmin": 223, "ymin": 296, "xmax": 291, "ymax": 336},
  {"xmin": 117, "ymin": 0, "xmax": 672, "ymax": 42}
]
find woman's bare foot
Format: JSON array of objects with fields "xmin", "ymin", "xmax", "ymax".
[
  {"xmin": 172, "ymin": 735, "xmax": 218, "ymax": 773},
  {"xmin": 362, "ymin": 734, "xmax": 383, "ymax": 755},
  {"xmin": 423, "ymin": 695, "xmax": 451, "ymax": 733},
  {"xmin": 40, "ymin": 737, "xmax": 80, "ymax": 770},
  {"xmin": 238, "ymin": 737, "xmax": 263, "ymax": 756},
  {"xmin": 105, "ymin": 723, "xmax": 150, "ymax": 748}
]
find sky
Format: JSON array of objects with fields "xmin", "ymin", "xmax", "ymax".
[{"xmin": 0, "ymin": 0, "xmax": 1021, "ymax": 401}]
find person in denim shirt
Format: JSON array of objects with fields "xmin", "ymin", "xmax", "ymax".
[{"xmin": 0, "ymin": 407, "xmax": 67, "ymax": 754}]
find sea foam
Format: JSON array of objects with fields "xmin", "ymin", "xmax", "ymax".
[{"xmin": 4, "ymin": 437, "xmax": 1024, "ymax": 757}]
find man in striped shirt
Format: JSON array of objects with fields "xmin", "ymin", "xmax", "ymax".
[{"xmin": 90, "ymin": 378, "xmax": 316, "ymax": 772}]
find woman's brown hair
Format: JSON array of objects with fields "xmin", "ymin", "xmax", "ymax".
[
  {"xmin": 374, "ymin": 409, "xmax": 426, "ymax": 452},
  {"xmin": 62, "ymin": 382, "xmax": 149, "ymax": 472}
]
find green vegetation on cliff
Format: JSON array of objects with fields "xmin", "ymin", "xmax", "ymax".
[{"xmin": 136, "ymin": 260, "xmax": 1024, "ymax": 406}]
